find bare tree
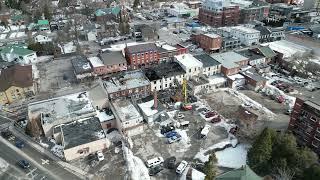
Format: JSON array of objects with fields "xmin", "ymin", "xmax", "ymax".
[{"xmin": 273, "ymin": 167, "xmax": 295, "ymax": 180}]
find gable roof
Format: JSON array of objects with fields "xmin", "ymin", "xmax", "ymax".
[
  {"xmin": 0, "ymin": 65, "xmax": 33, "ymax": 91},
  {"xmin": 216, "ymin": 165, "xmax": 262, "ymax": 180},
  {"xmin": 258, "ymin": 46, "xmax": 276, "ymax": 58},
  {"xmin": 95, "ymin": 7, "xmax": 121, "ymax": 16},
  {"xmin": 37, "ymin": 19, "xmax": 49, "ymax": 25},
  {"xmin": 0, "ymin": 45, "xmax": 34, "ymax": 56}
]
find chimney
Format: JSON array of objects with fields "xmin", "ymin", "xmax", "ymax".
[{"xmin": 154, "ymin": 90, "xmax": 158, "ymax": 109}]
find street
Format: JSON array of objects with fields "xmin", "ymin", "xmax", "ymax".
[{"xmin": 0, "ymin": 115, "xmax": 82, "ymax": 180}]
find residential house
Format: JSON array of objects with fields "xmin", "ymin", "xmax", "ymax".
[
  {"xmin": 230, "ymin": 26, "xmax": 260, "ymax": 46},
  {"xmin": 103, "ymin": 70, "xmax": 151, "ymax": 100},
  {"xmin": 53, "ymin": 117, "xmax": 110, "ymax": 161},
  {"xmin": 81, "ymin": 24, "xmax": 98, "ymax": 41},
  {"xmin": 133, "ymin": 24, "xmax": 159, "ymax": 42},
  {"xmin": 0, "ymin": 45, "xmax": 37, "ymax": 64},
  {"xmin": 34, "ymin": 34, "xmax": 52, "ymax": 44},
  {"xmin": 110, "ymin": 99, "xmax": 144, "ymax": 137},
  {"xmin": 124, "ymin": 43, "xmax": 159, "ymax": 69},
  {"xmin": 237, "ymin": 49, "xmax": 267, "ymax": 66},
  {"xmin": 254, "ymin": 25, "xmax": 285, "ymax": 43},
  {"xmin": 144, "ymin": 61, "xmax": 186, "ymax": 91},
  {"xmin": 193, "ymin": 33, "xmax": 222, "ymax": 52},
  {"xmin": 37, "ymin": 20, "xmax": 50, "ymax": 31},
  {"xmin": 71, "ymin": 56, "xmax": 93, "ymax": 81},
  {"xmin": 194, "ymin": 54, "xmax": 221, "ymax": 76},
  {"xmin": 0, "ymin": 65, "xmax": 34, "ymax": 105},
  {"xmin": 222, "ymin": 37, "xmax": 241, "ymax": 50},
  {"xmin": 95, "ymin": 7, "xmax": 121, "ymax": 22},
  {"xmin": 174, "ymin": 54, "xmax": 203, "ymax": 80}
]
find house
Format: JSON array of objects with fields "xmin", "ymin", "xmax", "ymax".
[
  {"xmin": 133, "ymin": 24, "xmax": 159, "ymax": 42},
  {"xmin": 211, "ymin": 51, "xmax": 249, "ymax": 76},
  {"xmin": 71, "ymin": 56, "xmax": 93, "ymax": 81},
  {"xmin": 81, "ymin": 24, "xmax": 98, "ymax": 41},
  {"xmin": 95, "ymin": 7, "xmax": 121, "ymax": 22},
  {"xmin": 124, "ymin": 43, "xmax": 159, "ymax": 69},
  {"xmin": 194, "ymin": 54, "xmax": 221, "ymax": 76},
  {"xmin": 96, "ymin": 108, "xmax": 116, "ymax": 129},
  {"xmin": 53, "ymin": 117, "xmax": 110, "ymax": 161},
  {"xmin": 28, "ymin": 91, "xmax": 97, "ymax": 137},
  {"xmin": 96, "ymin": 51, "xmax": 127, "ymax": 75},
  {"xmin": 240, "ymin": 68, "xmax": 267, "ymax": 91},
  {"xmin": 0, "ymin": 45, "xmax": 37, "ymax": 64},
  {"xmin": 0, "ymin": 65, "xmax": 34, "ymax": 105},
  {"xmin": 230, "ymin": 26, "xmax": 260, "ymax": 46},
  {"xmin": 216, "ymin": 165, "xmax": 262, "ymax": 180},
  {"xmin": 144, "ymin": 61, "xmax": 186, "ymax": 91},
  {"xmin": 167, "ymin": 3, "xmax": 199, "ymax": 17},
  {"xmin": 110, "ymin": 99, "xmax": 144, "ymax": 137},
  {"xmin": 174, "ymin": 54, "xmax": 203, "ymax": 79},
  {"xmin": 37, "ymin": 20, "xmax": 50, "ymax": 31},
  {"xmin": 222, "ymin": 37, "xmax": 241, "ymax": 50},
  {"xmin": 103, "ymin": 70, "xmax": 151, "ymax": 100},
  {"xmin": 237, "ymin": 49, "xmax": 267, "ymax": 66},
  {"xmin": 193, "ymin": 33, "xmax": 222, "ymax": 52},
  {"xmin": 254, "ymin": 25, "xmax": 285, "ymax": 43},
  {"xmin": 34, "ymin": 34, "xmax": 52, "ymax": 44}
]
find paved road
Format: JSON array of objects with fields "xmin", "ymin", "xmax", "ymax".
[{"xmin": 0, "ymin": 115, "xmax": 82, "ymax": 180}]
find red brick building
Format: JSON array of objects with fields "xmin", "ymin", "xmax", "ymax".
[
  {"xmin": 193, "ymin": 33, "xmax": 222, "ymax": 52},
  {"xmin": 199, "ymin": 5, "xmax": 240, "ymax": 27},
  {"xmin": 289, "ymin": 98, "xmax": 320, "ymax": 155},
  {"xmin": 124, "ymin": 43, "xmax": 159, "ymax": 69}
]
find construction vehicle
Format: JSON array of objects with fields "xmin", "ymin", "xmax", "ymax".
[{"xmin": 181, "ymin": 79, "xmax": 192, "ymax": 110}]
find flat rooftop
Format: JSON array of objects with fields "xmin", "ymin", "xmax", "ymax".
[
  {"xmin": 204, "ymin": 33, "xmax": 220, "ymax": 39},
  {"xmin": 112, "ymin": 99, "xmax": 141, "ymax": 122},
  {"xmin": 99, "ymin": 51, "xmax": 127, "ymax": 66},
  {"xmin": 211, "ymin": 51, "xmax": 249, "ymax": 69},
  {"xmin": 261, "ymin": 40, "xmax": 312, "ymax": 58},
  {"xmin": 103, "ymin": 70, "xmax": 150, "ymax": 94},
  {"xmin": 194, "ymin": 54, "xmax": 221, "ymax": 68},
  {"xmin": 88, "ymin": 56, "xmax": 104, "ymax": 68},
  {"xmin": 71, "ymin": 56, "xmax": 92, "ymax": 74},
  {"xmin": 61, "ymin": 117, "xmax": 106, "ymax": 150},
  {"xmin": 231, "ymin": 26, "xmax": 260, "ymax": 34},
  {"xmin": 237, "ymin": 49, "xmax": 265, "ymax": 60},
  {"xmin": 175, "ymin": 53, "xmax": 203, "ymax": 69},
  {"xmin": 28, "ymin": 92, "xmax": 95, "ymax": 125},
  {"xmin": 144, "ymin": 61, "xmax": 186, "ymax": 81},
  {"xmin": 240, "ymin": 68, "xmax": 267, "ymax": 82}
]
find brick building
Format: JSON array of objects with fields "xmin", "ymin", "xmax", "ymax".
[
  {"xmin": 124, "ymin": 43, "xmax": 159, "ymax": 69},
  {"xmin": 288, "ymin": 98, "xmax": 320, "ymax": 155},
  {"xmin": 156, "ymin": 42, "xmax": 187, "ymax": 62},
  {"xmin": 193, "ymin": 33, "xmax": 222, "ymax": 52},
  {"xmin": 239, "ymin": 1, "xmax": 270, "ymax": 24},
  {"xmin": 199, "ymin": 0, "xmax": 240, "ymax": 27}
]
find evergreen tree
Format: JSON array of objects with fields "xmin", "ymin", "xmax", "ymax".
[
  {"xmin": 203, "ymin": 152, "xmax": 217, "ymax": 180},
  {"xmin": 247, "ymin": 128, "xmax": 276, "ymax": 175},
  {"xmin": 303, "ymin": 164, "xmax": 320, "ymax": 180},
  {"xmin": 43, "ymin": 4, "xmax": 52, "ymax": 21}
]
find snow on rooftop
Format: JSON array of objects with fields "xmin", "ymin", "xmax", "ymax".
[
  {"xmin": 0, "ymin": 34, "xmax": 7, "ymax": 39},
  {"xmin": 231, "ymin": 26, "xmax": 260, "ymax": 34},
  {"xmin": 138, "ymin": 100, "xmax": 158, "ymax": 117},
  {"xmin": 108, "ymin": 42, "xmax": 150, "ymax": 51},
  {"xmin": 261, "ymin": 40, "xmax": 312, "ymax": 58},
  {"xmin": 96, "ymin": 110, "xmax": 114, "ymax": 122},
  {"xmin": 112, "ymin": 100, "xmax": 142, "ymax": 122},
  {"xmin": 204, "ymin": 33, "xmax": 220, "ymax": 39},
  {"xmin": 216, "ymin": 144, "xmax": 250, "ymax": 168},
  {"xmin": 208, "ymin": 75, "xmax": 227, "ymax": 85},
  {"xmin": 88, "ymin": 57, "xmax": 104, "ymax": 68},
  {"xmin": 16, "ymin": 32, "xmax": 26, "ymax": 37},
  {"xmin": 175, "ymin": 54, "xmax": 203, "ymax": 69},
  {"xmin": 227, "ymin": 74, "xmax": 245, "ymax": 81}
]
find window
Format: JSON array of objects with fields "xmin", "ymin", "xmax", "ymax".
[
  {"xmin": 189, "ymin": 69, "xmax": 191, "ymax": 73},
  {"xmin": 311, "ymin": 116, "xmax": 317, "ymax": 122},
  {"xmin": 16, "ymin": 89, "xmax": 19, "ymax": 92}
]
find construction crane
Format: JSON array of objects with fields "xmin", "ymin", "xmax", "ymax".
[{"xmin": 181, "ymin": 79, "xmax": 192, "ymax": 110}]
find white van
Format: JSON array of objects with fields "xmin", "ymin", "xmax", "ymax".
[
  {"xmin": 176, "ymin": 160, "xmax": 188, "ymax": 174},
  {"xmin": 200, "ymin": 125, "xmax": 211, "ymax": 138},
  {"xmin": 146, "ymin": 157, "xmax": 164, "ymax": 168}
]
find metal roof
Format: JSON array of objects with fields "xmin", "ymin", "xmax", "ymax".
[{"xmin": 194, "ymin": 54, "xmax": 221, "ymax": 68}]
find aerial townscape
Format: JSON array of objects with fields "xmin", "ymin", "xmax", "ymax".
[{"xmin": 0, "ymin": 0, "xmax": 320, "ymax": 179}]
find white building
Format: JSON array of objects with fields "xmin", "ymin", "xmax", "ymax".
[
  {"xmin": 34, "ymin": 34, "xmax": 52, "ymax": 44},
  {"xmin": 174, "ymin": 54, "xmax": 203, "ymax": 80},
  {"xmin": 230, "ymin": 26, "xmax": 260, "ymax": 46},
  {"xmin": 0, "ymin": 45, "xmax": 37, "ymax": 64},
  {"xmin": 144, "ymin": 61, "xmax": 186, "ymax": 91},
  {"xmin": 194, "ymin": 54, "xmax": 221, "ymax": 76},
  {"xmin": 202, "ymin": 0, "xmax": 232, "ymax": 11},
  {"xmin": 167, "ymin": 3, "xmax": 199, "ymax": 17},
  {"xmin": 110, "ymin": 99, "xmax": 144, "ymax": 137}
]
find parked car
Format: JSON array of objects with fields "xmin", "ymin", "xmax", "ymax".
[
  {"xmin": 149, "ymin": 165, "xmax": 163, "ymax": 176},
  {"xmin": 176, "ymin": 160, "xmax": 188, "ymax": 175},
  {"xmin": 229, "ymin": 126, "xmax": 239, "ymax": 135},
  {"xmin": 177, "ymin": 113, "xmax": 185, "ymax": 119},
  {"xmin": 167, "ymin": 134, "xmax": 182, "ymax": 144},
  {"xmin": 146, "ymin": 157, "xmax": 164, "ymax": 168},
  {"xmin": 167, "ymin": 156, "xmax": 176, "ymax": 169},
  {"xmin": 1, "ymin": 131, "xmax": 13, "ymax": 139},
  {"xmin": 211, "ymin": 116, "xmax": 221, "ymax": 123},
  {"xmin": 18, "ymin": 160, "xmax": 30, "ymax": 169},
  {"xmin": 205, "ymin": 112, "xmax": 217, "ymax": 118},
  {"xmin": 165, "ymin": 131, "xmax": 178, "ymax": 138},
  {"xmin": 161, "ymin": 125, "xmax": 175, "ymax": 134},
  {"xmin": 15, "ymin": 140, "xmax": 25, "ymax": 148},
  {"xmin": 96, "ymin": 151, "xmax": 104, "ymax": 161},
  {"xmin": 180, "ymin": 121, "xmax": 190, "ymax": 128},
  {"xmin": 200, "ymin": 125, "xmax": 211, "ymax": 138}
]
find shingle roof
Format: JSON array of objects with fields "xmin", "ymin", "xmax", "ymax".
[
  {"xmin": 194, "ymin": 54, "xmax": 221, "ymax": 67},
  {"xmin": 0, "ymin": 65, "xmax": 33, "ymax": 91},
  {"xmin": 216, "ymin": 165, "xmax": 262, "ymax": 180},
  {"xmin": 126, "ymin": 43, "xmax": 158, "ymax": 54}
]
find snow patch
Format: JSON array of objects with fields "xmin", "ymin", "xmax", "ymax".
[
  {"xmin": 176, "ymin": 129, "xmax": 191, "ymax": 152},
  {"xmin": 0, "ymin": 157, "xmax": 9, "ymax": 174},
  {"xmin": 105, "ymin": 130, "xmax": 122, "ymax": 143},
  {"xmin": 123, "ymin": 146, "xmax": 150, "ymax": 180},
  {"xmin": 215, "ymin": 144, "xmax": 250, "ymax": 168}
]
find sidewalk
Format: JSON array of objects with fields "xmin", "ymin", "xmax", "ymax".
[{"xmin": 9, "ymin": 125, "xmax": 93, "ymax": 180}]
